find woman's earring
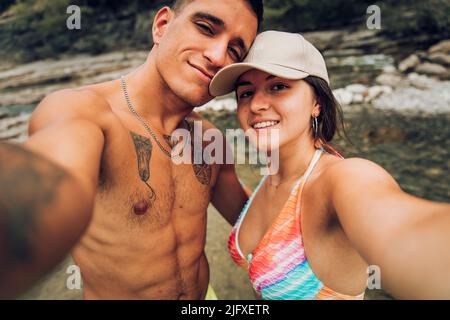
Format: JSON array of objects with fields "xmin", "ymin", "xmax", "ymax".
[{"xmin": 312, "ymin": 117, "xmax": 319, "ymax": 139}]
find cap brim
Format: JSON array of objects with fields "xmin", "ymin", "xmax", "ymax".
[{"xmin": 209, "ymin": 63, "xmax": 309, "ymax": 97}]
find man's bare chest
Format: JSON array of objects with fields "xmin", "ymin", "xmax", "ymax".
[{"xmin": 95, "ymin": 127, "xmax": 218, "ymax": 226}]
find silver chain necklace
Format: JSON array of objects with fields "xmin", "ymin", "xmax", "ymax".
[{"xmin": 120, "ymin": 76, "xmax": 191, "ymax": 159}]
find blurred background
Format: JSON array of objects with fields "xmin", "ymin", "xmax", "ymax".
[{"xmin": 0, "ymin": 0, "xmax": 449, "ymax": 300}]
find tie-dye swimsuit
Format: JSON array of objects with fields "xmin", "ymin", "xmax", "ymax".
[{"xmin": 228, "ymin": 148, "xmax": 365, "ymax": 300}]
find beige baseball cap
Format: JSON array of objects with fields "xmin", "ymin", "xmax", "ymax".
[{"xmin": 209, "ymin": 30, "xmax": 330, "ymax": 97}]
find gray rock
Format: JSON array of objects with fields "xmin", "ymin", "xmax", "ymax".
[
  {"xmin": 416, "ymin": 51, "xmax": 428, "ymax": 60},
  {"xmin": 428, "ymin": 39, "xmax": 450, "ymax": 54},
  {"xmin": 345, "ymin": 84, "xmax": 368, "ymax": 95},
  {"xmin": 365, "ymin": 85, "xmax": 392, "ymax": 102},
  {"xmin": 407, "ymin": 73, "xmax": 439, "ymax": 90},
  {"xmin": 0, "ymin": 125, "xmax": 28, "ymax": 141},
  {"xmin": 352, "ymin": 93, "xmax": 364, "ymax": 104},
  {"xmin": 415, "ymin": 62, "xmax": 448, "ymax": 78},
  {"xmin": 428, "ymin": 53, "xmax": 450, "ymax": 67},
  {"xmin": 303, "ymin": 30, "xmax": 346, "ymax": 51},
  {"xmin": 0, "ymin": 113, "xmax": 30, "ymax": 142},
  {"xmin": 382, "ymin": 65, "xmax": 397, "ymax": 74},
  {"xmin": 375, "ymin": 73, "xmax": 403, "ymax": 87},
  {"xmin": 398, "ymin": 54, "xmax": 420, "ymax": 72},
  {"xmin": 0, "ymin": 110, "xmax": 8, "ymax": 120},
  {"xmin": 340, "ymin": 37, "xmax": 386, "ymax": 50},
  {"xmin": 333, "ymin": 88, "xmax": 353, "ymax": 105},
  {"xmin": 373, "ymin": 81, "xmax": 450, "ymax": 114},
  {"xmin": 341, "ymin": 30, "xmax": 380, "ymax": 44},
  {"xmin": 323, "ymin": 49, "xmax": 365, "ymax": 58}
]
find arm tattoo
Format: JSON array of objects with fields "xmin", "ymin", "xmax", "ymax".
[
  {"xmin": 164, "ymin": 119, "xmax": 212, "ymax": 186},
  {"xmin": 189, "ymin": 118, "xmax": 212, "ymax": 186},
  {"xmin": 164, "ymin": 129, "xmax": 211, "ymax": 186},
  {"xmin": 163, "ymin": 134, "xmax": 184, "ymax": 158},
  {"xmin": 0, "ymin": 143, "xmax": 66, "ymax": 264},
  {"xmin": 193, "ymin": 163, "xmax": 212, "ymax": 186},
  {"xmin": 163, "ymin": 134, "xmax": 178, "ymax": 149},
  {"xmin": 130, "ymin": 132, "xmax": 156, "ymax": 202}
]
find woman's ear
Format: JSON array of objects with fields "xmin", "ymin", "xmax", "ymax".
[
  {"xmin": 152, "ymin": 7, "xmax": 173, "ymax": 45},
  {"xmin": 312, "ymin": 99, "xmax": 321, "ymax": 118}
]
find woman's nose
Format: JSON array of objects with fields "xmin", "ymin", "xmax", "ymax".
[{"xmin": 250, "ymin": 90, "xmax": 271, "ymax": 113}]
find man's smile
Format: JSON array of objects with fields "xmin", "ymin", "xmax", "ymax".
[{"xmin": 188, "ymin": 62, "xmax": 214, "ymax": 84}]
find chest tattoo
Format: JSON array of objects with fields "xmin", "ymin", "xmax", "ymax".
[{"xmin": 130, "ymin": 131, "xmax": 156, "ymax": 203}]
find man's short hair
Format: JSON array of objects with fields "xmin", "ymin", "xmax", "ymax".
[{"xmin": 171, "ymin": 0, "xmax": 264, "ymax": 29}]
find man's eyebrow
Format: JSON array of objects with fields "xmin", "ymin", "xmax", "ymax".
[
  {"xmin": 192, "ymin": 12, "xmax": 248, "ymax": 55},
  {"xmin": 192, "ymin": 12, "xmax": 225, "ymax": 27}
]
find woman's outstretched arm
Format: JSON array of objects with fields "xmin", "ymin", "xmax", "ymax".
[{"xmin": 328, "ymin": 158, "xmax": 450, "ymax": 299}]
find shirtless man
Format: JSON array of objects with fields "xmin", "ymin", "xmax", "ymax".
[{"xmin": 14, "ymin": 0, "xmax": 263, "ymax": 299}]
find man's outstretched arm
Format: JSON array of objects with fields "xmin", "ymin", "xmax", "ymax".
[
  {"xmin": 0, "ymin": 142, "xmax": 93, "ymax": 298},
  {"xmin": 0, "ymin": 89, "xmax": 106, "ymax": 298}
]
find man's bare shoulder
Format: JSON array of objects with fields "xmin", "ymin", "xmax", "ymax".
[{"xmin": 29, "ymin": 87, "xmax": 113, "ymax": 134}]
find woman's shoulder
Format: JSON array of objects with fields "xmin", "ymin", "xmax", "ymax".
[
  {"xmin": 320, "ymin": 156, "xmax": 399, "ymax": 192},
  {"xmin": 325, "ymin": 156, "xmax": 389, "ymax": 175}
]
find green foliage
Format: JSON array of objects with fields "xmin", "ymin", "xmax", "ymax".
[
  {"xmin": 1, "ymin": 0, "xmax": 75, "ymax": 61},
  {"xmin": 0, "ymin": 0, "xmax": 16, "ymax": 13},
  {"xmin": 263, "ymin": 0, "xmax": 375, "ymax": 32},
  {"xmin": 380, "ymin": 0, "xmax": 450, "ymax": 37},
  {"xmin": 0, "ymin": 0, "xmax": 448, "ymax": 63}
]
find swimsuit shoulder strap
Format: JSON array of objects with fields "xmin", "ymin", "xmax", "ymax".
[
  {"xmin": 303, "ymin": 148, "xmax": 323, "ymax": 182},
  {"xmin": 292, "ymin": 148, "xmax": 323, "ymax": 191}
]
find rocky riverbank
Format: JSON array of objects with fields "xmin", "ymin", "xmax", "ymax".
[
  {"xmin": 332, "ymin": 39, "xmax": 450, "ymax": 114},
  {"xmin": 0, "ymin": 51, "xmax": 148, "ymax": 142}
]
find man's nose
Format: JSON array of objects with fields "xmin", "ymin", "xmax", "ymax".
[
  {"xmin": 250, "ymin": 90, "xmax": 271, "ymax": 113},
  {"xmin": 203, "ymin": 40, "xmax": 228, "ymax": 69}
]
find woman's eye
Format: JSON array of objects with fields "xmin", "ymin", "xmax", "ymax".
[
  {"xmin": 272, "ymin": 83, "xmax": 288, "ymax": 91},
  {"xmin": 238, "ymin": 91, "xmax": 253, "ymax": 100}
]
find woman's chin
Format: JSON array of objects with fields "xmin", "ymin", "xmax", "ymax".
[
  {"xmin": 248, "ymin": 139, "xmax": 281, "ymax": 154},
  {"xmin": 245, "ymin": 129, "xmax": 282, "ymax": 152}
]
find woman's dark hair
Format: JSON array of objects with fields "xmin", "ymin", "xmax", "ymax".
[
  {"xmin": 303, "ymin": 76, "xmax": 350, "ymax": 152},
  {"xmin": 172, "ymin": 0, "xmax": 264, "ymax": 30}
]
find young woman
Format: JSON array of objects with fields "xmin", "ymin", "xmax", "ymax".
[{"xmin": 209, "ymin": 31, "xmax": 450, "ymax": 300}]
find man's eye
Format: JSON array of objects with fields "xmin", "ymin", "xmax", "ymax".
[
  {"xmin": 196, "ymin": 23, "xmax": 213, "ymax": 35},
  {"xmin": 228, "ymin": 47, "xmax": 241, "ymax": 61},
  {"xmin": 238, "ymin": 91, "xmax": 253, "ymax": 100}
]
